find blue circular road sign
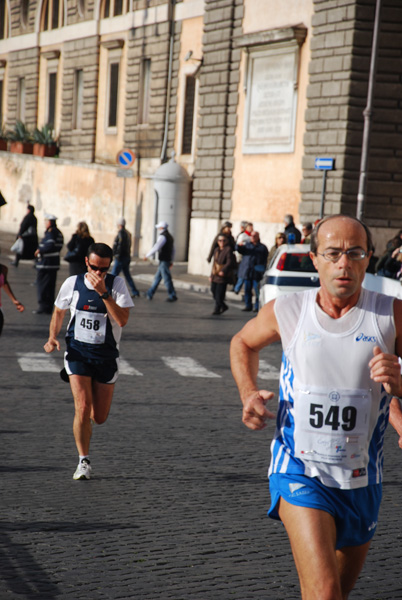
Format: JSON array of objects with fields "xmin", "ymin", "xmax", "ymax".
[{"xmin": 117, "ymin": 148, "xmax": 135, "ymax": 168}]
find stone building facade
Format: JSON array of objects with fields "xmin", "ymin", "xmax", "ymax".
[
  {"xmin": 0, "ymin": 0, "xmax": 401, "ymax": 274},
  {"xmin": 301, "ymin": 0, "xmax": 402, "ymax": 252}
]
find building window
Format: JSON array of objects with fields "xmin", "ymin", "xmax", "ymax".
[
  {"xmin": 73, "ymin": 69, "xmax": 83, "ymax": 129},
  {"xmin": 41, "ymin": 0, "xmax": 64, "ymax": 31},
  {"xmin": 0, "ymin": 0, "xmax": 8, "ymax": 39},
  {"xmin": 17, "ymin": 78, "xmax": 26, "ymax": 122},
  {"xmin": 107, "ymin": 61, "xmax": 119, "ymax": 129},
  {"xmin": 47, "ymin": 71, "xmax": 57, "ymax": 127},
  {"xmin": 21, "ymin": 0, "xmax": 29, "ymax": 28},
  {"xmin": 181, "ymin": 75, "xmax": 196, "ymax": 155},
  {"xmin": 101, "ymin": 0, "xmax": 127, "ymax": 18},
  {"xmin": 138, "ymin": 58, "xmax": 151, "ymax": 125}
]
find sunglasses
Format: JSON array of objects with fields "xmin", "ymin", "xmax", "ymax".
[{"xmin": 88, "ymin": 263, "xmax": 109, "ymax": 273}]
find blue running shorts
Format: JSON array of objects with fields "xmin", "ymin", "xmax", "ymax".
[
  {"xmin": 268, "ymin": 473, "xmax": 382, "ymax": 549},
  {"xmin": 65, "ymin": 355, "xmax": 119, "ymax": 384}
]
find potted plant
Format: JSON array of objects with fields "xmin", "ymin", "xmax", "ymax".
[
  {"xmin": 32, "ymin": 124, "xmax": 58, "ymax": 157},
  {"xmin": 8, "ymin": 121, "xmax": 33, "ymax": 154},
  {"xmin": 0, "ymin": 125, "xmax": 7, "ymax": 151}
]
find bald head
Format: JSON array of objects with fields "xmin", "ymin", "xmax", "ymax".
[{"xmin": 310, "ymin": 215, "xmax": 373, "ymax": 255}]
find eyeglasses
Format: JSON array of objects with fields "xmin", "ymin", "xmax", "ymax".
[
  {"xmin": 88, "ymin": 263, "xmax": 109, "ymax": 273},
  {"xmin": 317, "ymin": 249, "xmax": 368, "ymax": 263}
]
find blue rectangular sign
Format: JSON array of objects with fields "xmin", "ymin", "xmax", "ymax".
[{"xmin": 315, "ymin": 157, "xmax": 335, "ymax": 170}]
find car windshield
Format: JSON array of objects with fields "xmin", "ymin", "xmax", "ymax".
[{"xmin": 277, "ymin": 252, "xmax": 317, "ymax": 273}]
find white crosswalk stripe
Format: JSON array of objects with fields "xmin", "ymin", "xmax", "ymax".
[
  {"xmin": 258, "ymin": 360, "xmax": 280, "ymax": 380},
  {"xmin": 161, "ymin": 356, "xmax": 221, "ymax": 378},
  {"xmin": 119, "ymin": 358, "xmax": 143, "ymax": 376},
  {"xmin": 17, "ymin": 352, "xmax": 60, "ymax": 372},
  {"xmin": 15, "ymin": 352, "xmax": 221, "ymax": 378},
  {"xmin": 15, "ymin": 352, "xmax": 277, "ymax": 380}
]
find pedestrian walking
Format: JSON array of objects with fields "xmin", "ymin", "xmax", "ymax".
[
  {"xmin": 111, "ymin": 217, "xmax": 139, "ymax": 298},
  {"xmin": 233, "ymin": 221, "xmax": 253, "ymax": 294},
  {"xmin": 231, "ymin": 214, "xmax": 402, "ymax": 599},
  {"xmin": 33, "ymin": 214, "xmax": 63, "ymax": 314},
  {"xmin": 145, "ymin": 221, "xmax": 177, "ymax": 302},
  {"xmin": 207, "ymin": 221, "xmax": 236, "ymax": 263},
  {"xmin": 11, "ymin": 204, "xmax": 38, "ymax": 266},
  {"xmin": 283, "ymin": 214, "xmax": 301, "ymax": 243},
  {"xmin": 0, "ymin": 263, "xmax": 24, "ymax": 335},
  {"xmin": 64, "ymin": 221, "xmax": 95, "ymax": 276},
  {"xmin": 44, "ymin": 242, "xmax": 134, "ymax": 480},
  {"xmin": 301, "ymin": 222, "xmax": 313, "ymax": 244},
  {"xmin": 235, "ymin": 231, "xmax": 268, "ymax": 312},
  {"xmin": 210, "ymin": 234, "xmax": 235, "ymax": 315},
  {"xmin": 267, "ymin": 232, "xmax": 286, "ymax": 264}
]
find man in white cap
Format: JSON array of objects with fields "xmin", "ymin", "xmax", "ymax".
[
  {"xmin": 111, "ymin": 217, "xmax": 139, "ymax": 297},
  {"xmin": 33, "ymin": 213, "xmax": 64, "ymax": 314},
  {"xmin": 144, "ymin": 221, "xmax": 177, "ymax": 302}
]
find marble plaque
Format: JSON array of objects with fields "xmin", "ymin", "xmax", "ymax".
[{"xmin": 243, "ymin": 43, "xmax": 298, "ymax": 154}]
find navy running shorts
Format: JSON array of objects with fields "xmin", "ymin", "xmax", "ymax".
[
  {"xmin": 65, "ymin": 354, "xmax": 119, "ymax": 384},
  {"xmin": 268, "ymin": 472, "xmax": 382, "ymax": 549}
]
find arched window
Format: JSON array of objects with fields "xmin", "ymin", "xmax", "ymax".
[
  {"xmin": 0, "ymin": 0, "xmax": 9, "ymax": 39},
  {"xmin": 21, "ymin": 0, "xmax": 29, "ymax": 29},
  {"xmin": 101, "ymin": 0, "xmax": 127, "ymax": 18},
  {"xmin": 41, "ymin": 0, "xmax": 64, "ymax": 30}
]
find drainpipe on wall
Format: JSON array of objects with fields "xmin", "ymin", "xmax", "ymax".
[
  {"xmin": 356, "ymin": 0, "xmax": 382, "ymax": 221},
  {"xmin": 160, "ymin": 0, "xmax": 175, "ymax": 163}
]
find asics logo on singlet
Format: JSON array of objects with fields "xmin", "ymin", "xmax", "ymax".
[
  {"xmin": 356, "ymin": 333, "xmax": 377, "ymax": 343},
  {"xmin": 303, "ymin": 332, "xmax": 321, "ymax": 344}
]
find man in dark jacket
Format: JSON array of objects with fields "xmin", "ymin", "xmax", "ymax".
[
  {"xmin": 145, "ymin": 221, "xmax": 177, "ymax": 302},
  {"xmin": 11, "ymin": 204, "xmax": 38, "ymax": 266},
  {"xmin": 111, "ymin": 217, "xmax": 139, "ymax": 297},
  {"xmin": 284, "ymin": 214, "xmax": 302, "ymax": 243},
  {"xmin": 33, "ymin": 214, "xmax": 64, "ymax": 314},
  {"xmin": 236, "ymin": 231, "xmax": 268, "ymax": 312}
]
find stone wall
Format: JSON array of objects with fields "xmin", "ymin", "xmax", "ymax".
[
  {"xmin": 6, "ymin": 48, "xmax": 40, "ymax": 129},
  {"xmin": 191, "ymin": 0, "xmax": 244, "ymax": 221},
  {"xmin": 125, "ymin": 17, "xmax": 181, "ymax": 160},
  {"xmin": 60, "ymin": 36, "xmax": 100, "ymax": 162},
  {"xmin": 300, "ymin": 0, "xmax": 402, "ymax": 239}
]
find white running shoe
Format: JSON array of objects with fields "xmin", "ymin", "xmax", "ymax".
[{"xmin": 73, "ymin": 458, "xmax": 92, "ymax": 480}]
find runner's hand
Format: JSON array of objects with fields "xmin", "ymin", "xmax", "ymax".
[
  {"xmin": 86, "ymin": 271, "xmax": 107, "ymax": 296},
  {"xmin": 44, "ymin": 337, "xmax": 60, "ymax": 353},
  {"xmin": 369, "ymin": 346, "xmax": 402, "ymax": 397},
  {"xmin": 242, "ymin": 390, "xmax": 275, "ymax": 430}
]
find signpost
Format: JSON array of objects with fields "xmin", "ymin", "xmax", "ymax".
[
  {"xmin": 315, "ymin": 157, "xmax": 335, "ymax": 218},
  {"xmin": 116, "ymin": 149, "xmax": 136, "ymax": 217}
]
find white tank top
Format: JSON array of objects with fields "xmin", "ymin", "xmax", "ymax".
[{"xmin": 270, "ymin": 288, "xmax": 396, "ymax": 489}]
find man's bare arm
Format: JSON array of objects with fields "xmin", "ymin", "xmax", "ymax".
[
  {"xmin": 86, "ymin": 271, "xmax": 130, "ymax": 327},
  {"xmin": 389, "ymin": 397, "xmax": 402, "ymax": 449},
  {"xmin": 369, "ymin": 299, "xmax": 402, "ymax": 448},
  {"xmin": 230, "ymin": 300, "xmax": 281, "ymax": 430},
  {"xmin": 44, "ymin": 307, "xmax": 66, "ymax": 352}
]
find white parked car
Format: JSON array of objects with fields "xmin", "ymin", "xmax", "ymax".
[{"xmin": 259, "ymin": 243, "xmax": 402, "ymax": 307}]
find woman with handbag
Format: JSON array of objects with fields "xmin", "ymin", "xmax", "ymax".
[
  {"xmin": 210, "ymin": 234, "xmax": 235, "ymax": 315},
  {"xmin": 64, "ymin": 222, "xmax": 95, "ymax": 275},
  {"xmin": 11, "ymin": 205, "xmax": 38, "ymax": 266}
]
